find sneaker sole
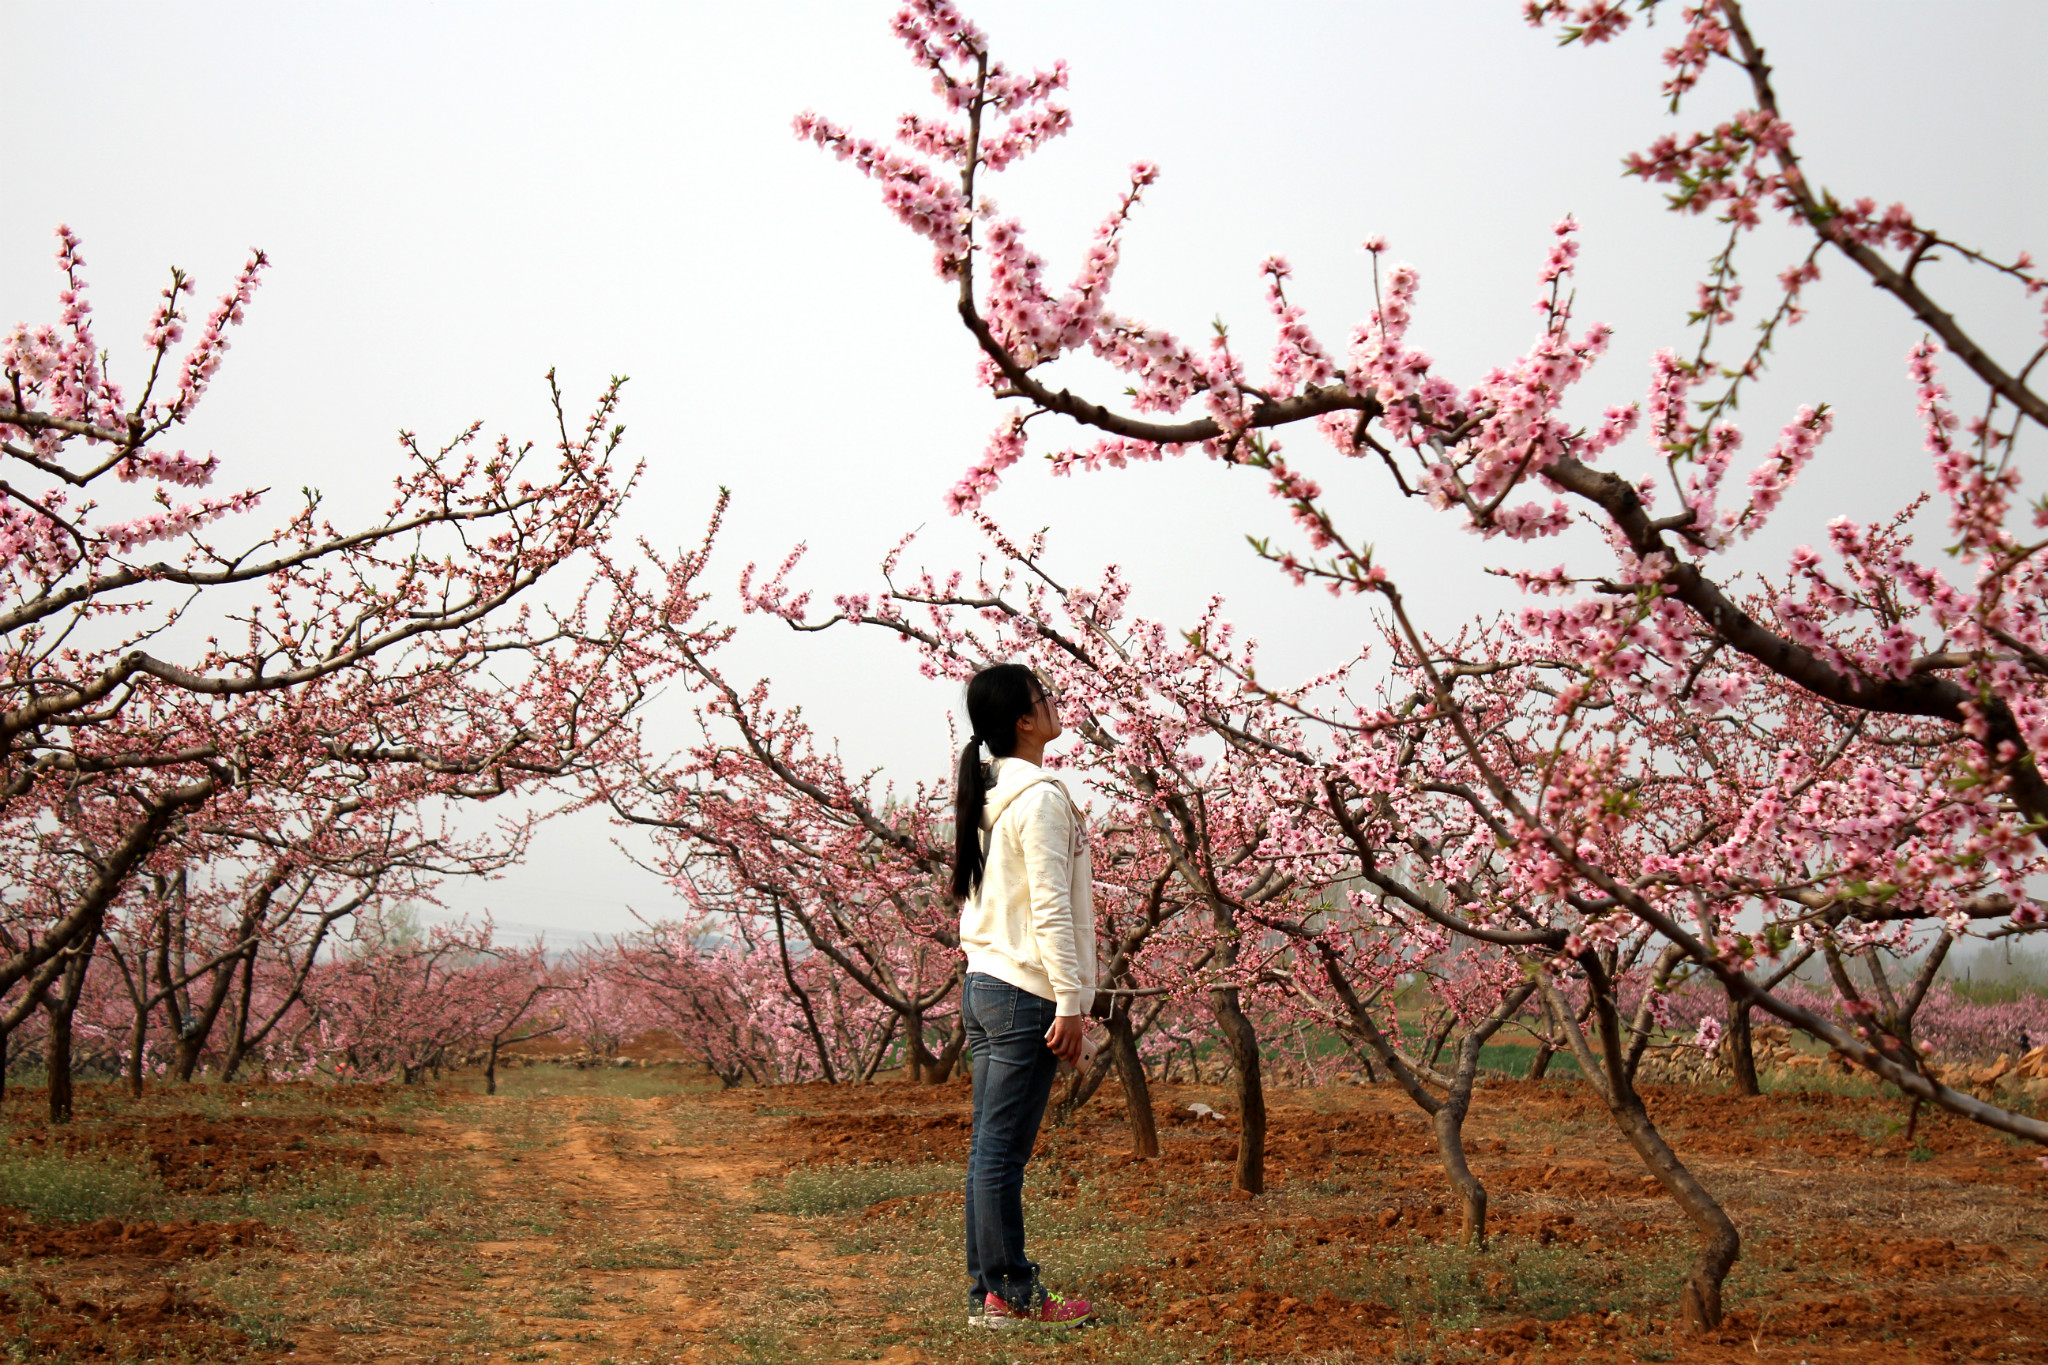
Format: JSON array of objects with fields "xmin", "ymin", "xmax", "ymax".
[{"xmin": 978, "ymin": 1313, "xmax": 1091, "ymax": 1329}]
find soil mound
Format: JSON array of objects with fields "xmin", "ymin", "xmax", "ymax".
[
  {"xmin": 11, "ymin": 1111, "xmax": 395, "ymax": 1193},
  {"xmin": 783, "ymin": 1110, "xmax": 971, "ymax": 1162},
  {"xmin": 0, "ymin": 1211, "xmax": 277, "ymax": 1264},
  {"xmin": 0, "ymin": 1281, "xmax": 253, "ymax": 1361}
]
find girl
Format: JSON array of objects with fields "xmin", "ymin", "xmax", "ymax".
[{"xmin": 954, "ymin": 663, "xmax": 1096, "ymax": 1329}]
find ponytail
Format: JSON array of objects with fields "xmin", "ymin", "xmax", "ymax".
[
  {"xmin": 950, "ymin": 663, "xmax": 1046, "ymax": 902},
  {"xmin": 952, "ymin": 735, "xmax": 990, "ymax": 902}
]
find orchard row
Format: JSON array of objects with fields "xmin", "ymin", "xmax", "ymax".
[{"xmin": 4, "ymin": 0, "xmax": 2046, "ymax": 1334}]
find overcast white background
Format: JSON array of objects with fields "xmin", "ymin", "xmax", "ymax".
[{"xmin": 5, "ymin": 2, "xmax": 2043, "ymax": 946}]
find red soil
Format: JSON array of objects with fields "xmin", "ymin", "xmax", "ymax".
[
  {"xmin": 0, "ymin": 1281, "xmax": 253, "ymax": 1360},
  {"xmin": 11, "ymin": 1110, "xmax": 395, "ymax": 1193},
  {"xmin": 762, "ymin": 1074, "xmax": 2048, "ymax": 1363},
  {"xmin": 0, "ymin": 1211, "xmax": 276, "ymax": 1265}
]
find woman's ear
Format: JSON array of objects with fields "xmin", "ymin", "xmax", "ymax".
[{"xmin": 1018, "ymin": 695, "xmax": 1054, "ymax": 742}]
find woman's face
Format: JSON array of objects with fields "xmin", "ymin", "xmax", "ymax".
[{"xmin": 1024, "ymin": 685, "xmax": 1065, "ymax": 745}]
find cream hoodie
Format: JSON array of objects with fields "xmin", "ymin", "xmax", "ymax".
[{"xmin": 960, "ymin": 757, "xmax": 1096, "ymax": 1017}]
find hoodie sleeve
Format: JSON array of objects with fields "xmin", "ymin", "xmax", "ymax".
[{"xmin": 1015, "ymin": 783, "xmax": 1087, "ymax": 1016}]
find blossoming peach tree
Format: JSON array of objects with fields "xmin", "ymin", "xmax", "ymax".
[
  {"xmin": 0, "ymin": 224, "xmax": 699, "ymax": 1114},
  {"xmin": 799, "ymin": 0, "xmax": 2048, "ymax": 1328}
]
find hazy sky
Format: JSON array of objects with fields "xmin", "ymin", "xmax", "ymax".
[{"xmin": 7, "ymin": 2, "xmax": 2043, "ymax": 943}]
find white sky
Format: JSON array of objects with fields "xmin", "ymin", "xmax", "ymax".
[{"xmin": 5, "ymin": 2, "xmax": 2043, "ymax": 943}]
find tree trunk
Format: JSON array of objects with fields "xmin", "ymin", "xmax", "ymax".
[
  {"xmin": 172, "ymin": 1025, "xmax": 206, "ymax": 1083},
  {"xmin": 858, "ymin": 1014, "xmax": 899, "ymax": 1084},
  {"xmin": 1210, "ymin": 986, "xmax": 1265, "ymax": 1194},
  {"xmin": 1624, "ymin": 944, "xmax": 1686, "ymax": 1086},
  {"xmin": 1437, "ymin": 983, "xmax": 1536, "ymax": 1247},
  {"xmin": 902, "ymin": 1003, "xmax": 934, "ymax": 1084},
  {"xmin": 1108, "ymin": 1008, "xmax": 1159, "ymax": 1157},
  {"xmin": 170, "ymin": 933, "xmax": 264, "ymax": 1082},
  {"xmin": 1528, "ymin": 992, "xmax": 1561, "ymax": 1079},
  {"xmin": 775, "ymin": 910, "xmax": 836, "ymax": 1083},
  {"xmin": 1540, "ymin": 961, "xmax": 1740, "ymax": 1330},
  {"xmin": 45, "ymin": 932, "xmax": 98, "ymax": 1125},
  {"xmin": 126, "ymin": 1004, "xmax": 149, "ymax": 1100},
  {"xmin": 217, "ymin": 950, "xmax": 261, "ymax": 1083},
  {"xmin": 486, "ymin": 1039, "xmax": 501, "ymax": 1096},
  {"xmin": 1423, "ymin": 1015, "xmax": 1455, "ymax": 1070},
  {"xmin": 1613, "ymin": 1086, "xmax": 1739, "ymax": 1329},
  {"xmin": 1049, "ymin": 1037, "xmax": 1117, "ymax": 1126},
  {"xmin": 46, "ymin": 1005, "xmax": 75, "ymax": 1124},
  {"xmin": 925, "ymin": 1013, "xmax": 967, "ymax": 1085},
  {"xmin": 1722, "ymin": 995, "xmax": 1760, "ymax": 1097}
]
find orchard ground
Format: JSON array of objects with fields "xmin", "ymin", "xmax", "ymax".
[{"xmin": 1, "ymin": 1045, "xmax": 2044, "ymax": 1365}]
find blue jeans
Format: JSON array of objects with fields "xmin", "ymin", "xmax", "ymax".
[{"xmin": 962, "ymin": 972, "xmax": 1060, "ymax": 1312}]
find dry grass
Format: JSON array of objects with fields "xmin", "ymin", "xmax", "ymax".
[{"xmin": 1, "ymin": 1065, "xmax": 2042, "ymax": 1364}]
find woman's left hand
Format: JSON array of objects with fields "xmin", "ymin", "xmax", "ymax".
[{"xmin": 1045, "ymin": 1014, "xmax": 1085, "ymax": 1066}]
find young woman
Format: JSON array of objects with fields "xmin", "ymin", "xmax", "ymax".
[{"xmin": 954, "ymin": 663, "xmax": 1096, "ymax": 1329}]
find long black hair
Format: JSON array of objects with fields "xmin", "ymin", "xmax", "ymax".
[{"xmin": 950, "ymin": 663, "xmax": 1046, "ymax": 902}]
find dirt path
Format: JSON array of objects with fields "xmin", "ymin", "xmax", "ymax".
[
  {"xmin": 277, "ymin": 1088, "xmax": 905, "ymax": 1365},
  {"xmin": 18, "ymin": 1071, "xmax": 2040, "ymax": 1364}
]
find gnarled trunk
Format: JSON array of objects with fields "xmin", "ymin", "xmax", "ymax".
[
  {"xmin": 1540, "ymin": 958, "xmax": 1739, "ymax": 1330},
  {"xmin": 858, "ymin": 1013, "xmax": 898, "ymax": 1084},
  {"xmin": 1314, "ymin": 944, "xmax": 1521, "ymax": 1243},
  {"xmin": 1624, "ymin": 944, "xmax": 1686, "ymax": 1086},
  {"xmin": 1722, "ymin": 996, "xmax": 1760, "ymax": 1097},
  {"xmin": 925, "ymin": 1013, "xmax": 967, "ymax": 1084},
  {"xmin": 1437, "ymin": 983, "xmax": 1536, "ymax": 1246},
  {"xmin": 1046, "ymin": 1000, "xmax": 1160, "ymax": 1157},
  {"xmin": 775, "ymin": 909, "xmax": 837, "ymax": 1083},
  {"xmin": 1049, "ymin": 1037, "xmax": 1116, "ymax": 1125},
  {"xmin": 902, "ymin": 1002, "xmax": 932, "ymax": 1083},
  {"xmin": 126, "ymin": 1004, "xmax": 149, "ymax": 1100},
  {"xmin": 44, "ymin": 931, "xmax": 98, "ymax": 1124},
  {"xmin": 45, "ymin": 1007, "xmax": 74, "ymax": 1123},
  {"xmin": 1108, "ymin": 1007, "xmax": 1159, "ymax": 1157},
  {"xmin": 1210, "ymin": 985, "xmax": 1265, "ymax": 1194}
]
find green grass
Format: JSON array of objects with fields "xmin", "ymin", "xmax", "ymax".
[
  {"xmin": 578, "ymin": 1238, "xmax": 702, "ymax": 1270},
  {"xmin": 757, "ymin": 1161, "xmax": 958, "ymax": 1216},
  {"xmin": 543, "ymin": 1284, "xmax": 594, "ymax": 1318},
  {"xmin": 0, "ymin": 1146, "xmax": 162, "ymax": 1222},
  {"xmin": 456, "ymin": 1063, "xmax": 711, "ymax": 1101},
  {"xmin": 1946, "ymin": 975, "xmax": 2048, "ymax": 1005},
  {"xmin": 1318, "ymin": 1233, "xmax": 1695, "ymax": 1332},
  {"xmin": 1473, "ymin": 1040, "xmax": 1583, "ymax": 1079},
  {"xmin": 189, "ymin": 1256, "xmax": 299, "ymax": 1349},
  {"xmin": 1756, "ymin": 1066, "xmax": 1890, "ymax": 1100}
]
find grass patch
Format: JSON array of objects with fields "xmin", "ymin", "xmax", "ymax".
[
  {"xmin": 189, "ymin": 1258, "xmax": 297, "ymax": 1349},
  {"xmin": 460, "ymin": 1064, "xmax": 707, "ymax": 1101},
  {"xmin": 544, "ymin": 1284, "xmax": 594, "ymax": 1318},
  {"xmin": 758, "ymin": 1162, "xmax": 957, "ymax": 1216},
  {"xmin": 1758, "ymin": 1066, "xmax": 1890, "ymax": 1100},
  {"xmin": 579, "ymin": 1239, "xmax": 701, "ymax": 1270},
  {"xmin": 1339, "ymin": 1233, "xmax": 1693, "ymax": 1330},
  {"xmin": 0, "ymin": 1147, "xmax": 160, "ymax": 1222},
  {"xmin": 1474, "ymin": 1041, "xmax": 1583, "ymax": 1079}
]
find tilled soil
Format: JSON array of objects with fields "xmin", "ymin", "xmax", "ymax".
[
  {"xmin": 0, "ymin": 1212, "xmax": 275, "ymax": 1264},
  {"xmin": 766, "ymin": 1075, "xmax": 2048, "ymax": 1363},
  {"xmin": 10, "ymin": 1104, "xmax": 397, "ymax": 1193},
  {"xmin": 1, "ymin": 1071, "xmax": 2042, "ymax": 1363},
  {"xmin": 0, "ymin": 1280, "xmax": 254, "ymax": 1361}
]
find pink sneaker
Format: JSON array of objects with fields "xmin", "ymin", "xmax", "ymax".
[{"xmin": 984, "ymin": 1291, "xmax": 1092, "ymax": 1328}]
